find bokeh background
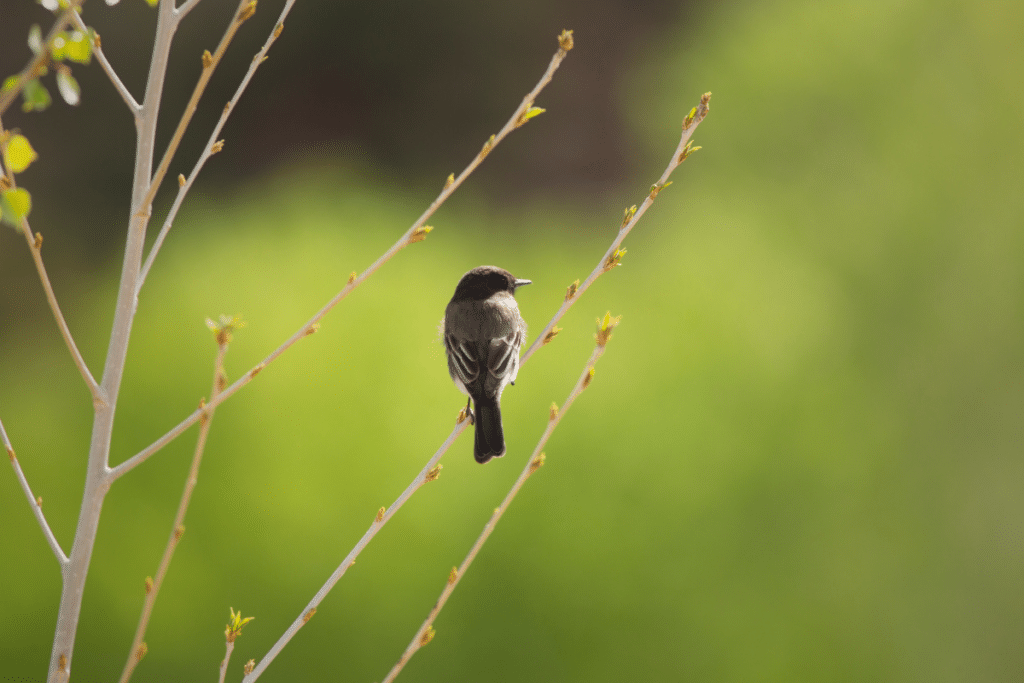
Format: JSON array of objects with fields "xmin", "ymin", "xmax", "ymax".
[{"xmin": 2, "ymin": 0, "xmax": 1022, "ymax": 681}]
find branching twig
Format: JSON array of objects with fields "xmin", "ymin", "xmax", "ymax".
[
  {"xmin": 118, "ymin": 336, "xmax": 232, "ymax": 683},
  {"xmin": 139, "ymin": 0, "xmax": 257, "ymax": 216},
  {"xmin": 66, "ymin": 10, "xmax": 141, "ymax": 116},
  {"xmin": 383, "ymin": 333, "xmax": 615, "ymax": 683},
  {"xmin": 49, "ymin": 1, "xmax": 181, "ymax": 678},
  {"xmin": 2, "ymin": 415, "xmax": 69, "ymax": 565},
  {"xmin": 0, "ymin": 7, "xmax": 77, "ymax": 116},
  {"xmin": 138, "ymin": 0, "xmax": 297, "ymax": 292},
  {"xmin": 112, "ymin": 30, "xmax": 575, "ymax": 482},
  {"xmin": 521, "ymin": 91, "xmax": 712, "ymax": 365},
  {"xmin": 19, "ymin": 218, "xmax": 104, "ymax": 405},
  {"xmin": 241, "ymin": 418, "xmax": 470, "ymax": 682}
]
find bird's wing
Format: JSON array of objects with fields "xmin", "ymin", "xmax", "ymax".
[
  {"xmin": 487, "ymin": 326, "xmax": 525, "ymax": 384},
  {"xmin": 445, "ymin": 333, "xmax": 480, "ymax": 386}
]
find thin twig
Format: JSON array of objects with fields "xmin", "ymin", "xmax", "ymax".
[
  {"xmin": 138, "ymin": 0, "xmax": 256, "ymax": 216},
  {"xmin": 383, "ymin": 341, "xmax": 612, "ymax": 683},
  {"xmin": 402, "ymin": 29, "xmax": 574, "ymax": 240},
  {"xmin": 1, "ymin": 415, "xmax": 69, "ymax": 565},
  {"xmin": 113, "ymin": 29, "xmax": 574, "ymax": 482},
  {"xmin": 118, "ymin": 341, "xmax": 229, "ymax": 683},
  {"xmin": 218, "ymin": 640, "xmax": 235, "ymax": 683},
  {"xmin": 67, "ymin": 10, "xmax": 142, "ymax": 116},
  {"xmin": 521, "ymin": 92, "xmax": 712, "ymax": 365},
  {"xmin": 138, "ymin": 0, "xmax": 298, "ymax": 292},
  {"xmin": 242, "ymin": 418, "xmax": 470, "ymax": 682},
  {"xmin": 19, "ymin": 217, "xmax": 105, "ymax": 406},
  {"xmin": 0, "ymin": 7, "xmax": 77, "ymax": 116}
]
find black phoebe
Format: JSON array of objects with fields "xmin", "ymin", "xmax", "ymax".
[{"xmin": 444, "ymin": 266, "xmax": 531, "ymax": 463}]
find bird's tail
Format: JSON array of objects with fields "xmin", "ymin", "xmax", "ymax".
[{"xmin": 474, "ymin": 399, "xmax": 505, "ymax": 464}]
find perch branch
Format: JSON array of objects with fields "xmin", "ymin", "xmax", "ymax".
[
  {"xmin": 113, "ymin": 29, "xmax": 574, "ymax": 481},
  {"xmin": 242, "ymin": 419, "xmax": 470, "ymax": 682},
  {"xmin": 383, "ymin": 340, "xmax": 613, "ymax": 683}
]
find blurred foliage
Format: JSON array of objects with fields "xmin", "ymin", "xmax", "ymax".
[{"xmin": 1, "ymin": 0, "xmax": 1022, "ymax": 682}]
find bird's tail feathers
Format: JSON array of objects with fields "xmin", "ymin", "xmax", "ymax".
[{"xmin": 474, "ymin": 399, "xmax": 505, "ymax": 464}]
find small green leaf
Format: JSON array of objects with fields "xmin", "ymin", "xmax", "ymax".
[
  {"xmin": 144, "ymin": 0, "xmax": 157, "ymax": 7},
  {"xmin": 4, "ymin": 135, "xmax": 39, "ymax": 174},
  {"xmin": 65, "ymin": 30, "xmax": 92, "ymax": 64},
  {"xmin": 2, "ymin": 76, "xmax": 18, "ymax": 94},
  {"xmin": 22, "ymin": 78, "xmax": 52, "ymax": 112},
  {"xmin": 1, "ymin": 188, "xmax": 32, "ymax": 226},
  {"xmin": 28, "ymin": 25, "xmax": 43, "ymax": 55},
  {"xmin": 56, "ymin": 69, "xmax": 80, "ymax": 105}
]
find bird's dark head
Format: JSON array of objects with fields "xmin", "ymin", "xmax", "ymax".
[{"xmin": 452, "ymin": 266, "xmax": 531, "ymax": 300}]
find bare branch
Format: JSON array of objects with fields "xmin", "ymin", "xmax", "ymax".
[
  {"xmin": 139, "ymin": 0, "xmax": 298, "ymax": 292},
  {"xmin": 20, "ymin": 218, "xmax": 105, "ymax": 406},
  {"xmin": 383, "ymin": 341, "xmax": 613, "ymax": 683},
  {"xmin": 67, "ymin": 10, "xmax": 141, "ymax": 116},
  {"xmin": 138, "ymin": 0, "xmax": 257, "ymax": 216},
  {"xmin": 118, "ymin": 340, "xmax": 230, "ymax": 683},
  {"xmin": 521, "ymin": 91, "xmax": 712, "ymax": 365},
  {"xmin": 242, "ymin": 418, "xmax": 470, "ymax": 682},
  {"xmin": 115, "ymin": 24, "xmax": 572, "ymax": 480},
  {"xmin": 404, "ymin": 29, "xmax": 574, "ymax": 238},
  {"xmin": 1, "ymin": 415, "xmax": 68, "ymax": 565}
]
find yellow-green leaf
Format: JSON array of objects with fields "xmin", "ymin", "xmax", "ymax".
[
  {"xmin": 5, "ymin": 134, "xmax": 38, "ymax": 173},
  {"xmin": 1, "ymin": 188, "xmax": 32, "ymax": 225},
  {"xmin": 65, "ymin": 30, "xmax": 93, "ymax": 64}
]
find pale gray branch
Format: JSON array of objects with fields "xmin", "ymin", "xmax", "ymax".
[
  {"xmin": 48, "ymin": 0, "xmax": 181, "ymax": 679},
  {"xmin": 243, "ymin": 419, "xmax": 468, "ymax": 682},
  {"xmin": 383, "ymin": 343, "xmax": 611, "ymax": 683},
  {"xmin": 2, "ymin": 416, "xmax": 69, "ymax": 565}
]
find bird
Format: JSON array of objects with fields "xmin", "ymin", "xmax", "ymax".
[{"xmin": 443, "ymin": 266, "xmax": 531, "ymax": 463}]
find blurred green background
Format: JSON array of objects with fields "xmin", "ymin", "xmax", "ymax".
[{"xmin": 2, "ymin": 0, "xmax": 1022, "ymax": 681}]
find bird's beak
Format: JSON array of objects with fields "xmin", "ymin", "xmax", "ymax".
[{"xmin": 515, "ymin": 278, "xmax": 532, "ymax": 288}]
